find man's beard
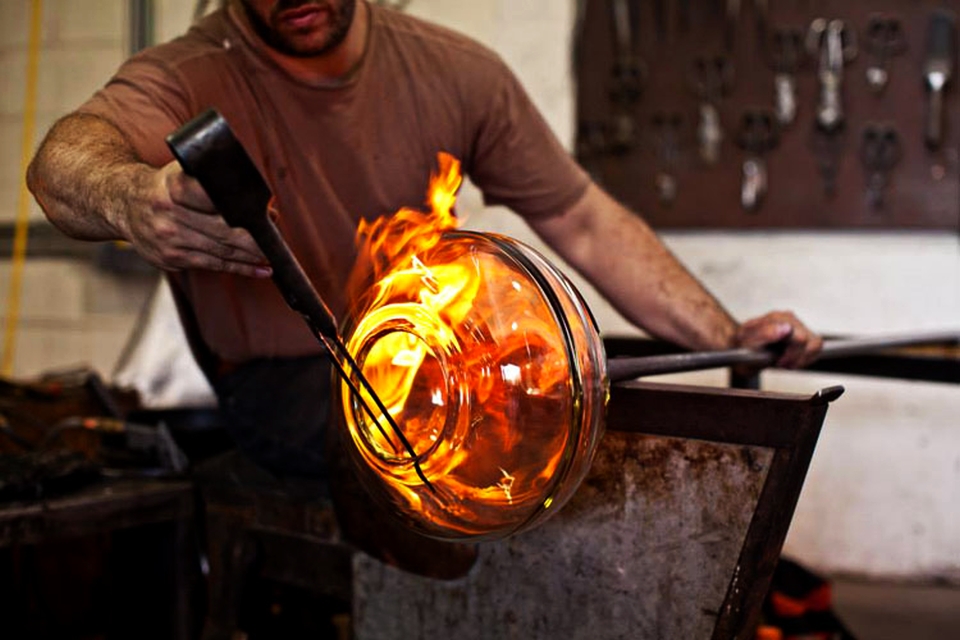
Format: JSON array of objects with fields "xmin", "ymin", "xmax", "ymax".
[{"xmin": 239, "ymin": 0, "xmax": 358, "ymax": 58}]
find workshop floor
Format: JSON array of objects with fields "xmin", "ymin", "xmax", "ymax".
[{"xmin": 832, "ymin": 578, "xmax": 960, "ymax": 639}]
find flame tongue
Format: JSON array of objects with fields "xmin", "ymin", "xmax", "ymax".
[
  {"xmin": 353, "ymin": 153, "xmax": 463, "ymax": 289},
  {"xmin": 342, "ymin": 152, "xmax": 577, "ymax": 538}
]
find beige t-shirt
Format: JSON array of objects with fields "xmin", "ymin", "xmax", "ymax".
[{"xmin": 79, "ymin": 3, "xmax": 590, "ymax": 365}]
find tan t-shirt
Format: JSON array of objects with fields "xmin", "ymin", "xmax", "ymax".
[{"xmin": 79, "ymin": 3, "xmax": 590, "ymax": 365}]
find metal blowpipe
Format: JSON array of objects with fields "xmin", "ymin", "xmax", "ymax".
[
  {"xmin": 606, "ymin": 330, "xmax": 959, "ymax": 382},
  {"xmin": 165, "ymin": 109, "xmax": 435, "ymax": 491}
]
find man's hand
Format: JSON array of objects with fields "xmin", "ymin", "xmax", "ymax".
[
  {"xmin": 118, "ymin": 160, "xmax": 271, "ymax": 277},
  {"xmin": 736, "ymin": 311, "xmax": 823, "ymax": 369},
  {"xmin": 28, "ymin": 113, "xmax": 272, "ymax": 279}
]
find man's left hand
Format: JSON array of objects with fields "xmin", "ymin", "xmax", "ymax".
[{"xmin": 736, "ymin": 311, "xmax": 823, "ymax": 369}]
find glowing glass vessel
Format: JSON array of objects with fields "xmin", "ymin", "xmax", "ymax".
[{"xmin": 338, "ymin": 228, "xmax": 608, "ymax": 541}]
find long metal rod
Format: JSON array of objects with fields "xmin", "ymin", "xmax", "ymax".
[{"xmin": 606, "ymin": 330, "xmax": 960, "ymax": 382}]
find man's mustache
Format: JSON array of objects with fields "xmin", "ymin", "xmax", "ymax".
[{"xmin": 273, "ymin": 0, "xmax": 324, "ymax": 13}]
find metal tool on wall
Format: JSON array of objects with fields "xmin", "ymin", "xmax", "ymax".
[
  {"xmin": 809, "ymin": 125, "xmax": 845, "ymax": 198},
  {"xmin": 652, "ymin": 0, "xmax": 667, "ymax": 41},
  {"xmin": 573, "ymin": 0, "xmax": 606, "ymax": 179},
  {"xmin": 864, "ymin": 14, "xmax": 907, "ymax": 94},
  {"xmin": 922, "ymin": 9, "xmax": 956, "ymax": 150},
  {"xmin": 678, "ymin": 0, "xmax": 691, "ymax": 33},
  {"xmin": 860, "ymin": 123, "xmax": 902, "ymax": 210},
  {"xmin": 737, "ymin": 109, "xmax": 779, "ymax": 211},
  {"xmin": 807, "ymin": 18, "xmax": 858, "ymax": 134},
  {"xmin": 650, "ymin": 111, "xmax": 683, "ymax": 206},
  {"xmin": 769, "ymin": 26, "xmax": 805, "ymax": 126},
  {"xmin": 573, "ymin": 0, "xmax": 960, "ymax": 230},
  {"xmin": 575, "ymin": 120, "xmax": 608, "ymax": 181},
  {"xmin": 689, "ymin": 54, "xmax": 734, "ymax": 165},
  {"xmin": 807, "ymin": 18, "xmax": 857, "ymax": 197},
  {"xmin": 607, "ymin": 0, "xmax": 645, "ymax": 154},
  {"xmin": 753, "ymin": 0, "xmax": 770, "ymax": 45},
  {"xmin": 725, "ymin": 0, "xmax": 741, "ymax": 51}
]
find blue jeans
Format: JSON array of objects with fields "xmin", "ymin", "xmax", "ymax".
[{"xmin": 212, "ymin": 356, "xmax": 333, "ymax": 487}]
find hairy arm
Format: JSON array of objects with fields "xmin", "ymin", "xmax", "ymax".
[
  {"xmin": 530, "ymin": 183, "xmax": 737, "ymax": 350},
  {"xmin": 530, "ymin": 183, "xmax": 822, "ymax": 365},
  {"xmin": 27, "ymin": 113, "xmax": 269, "ymax": 277},
  {"xmin": 28, "ymin": 113, "xmax": 154, "ymax": 240}
]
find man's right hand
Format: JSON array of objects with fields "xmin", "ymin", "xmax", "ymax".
[
  {"xmin": 119, "ymin": 160, "xmax": 272, "ymax": 278},
  {"xmin": 28, "ymin": 114, "xmax": 274, "ymax": 279}
]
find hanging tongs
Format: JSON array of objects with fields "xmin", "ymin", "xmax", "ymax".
[{"xmin": 165, "ymin": 108, "xmax": 434, "ymax": 491}]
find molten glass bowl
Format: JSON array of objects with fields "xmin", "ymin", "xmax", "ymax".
[{"xmin": 336, "ymin": 230, "xmax": 609, "ymax": 541}]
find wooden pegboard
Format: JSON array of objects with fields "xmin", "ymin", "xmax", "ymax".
[{"xmin": 574, "ymin": 0, "xmax": 959, "ymax": 229}]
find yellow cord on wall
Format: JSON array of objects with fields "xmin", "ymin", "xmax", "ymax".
[{"xmin": 1, "ymin": 0, "xmax": 44, "ymax": 376}]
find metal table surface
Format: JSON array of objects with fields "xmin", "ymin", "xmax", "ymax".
[
  {"xmin": 351, "ymin": 380, "xmax": 841, "ymax": 640},
  {"xmin": 0, "ymin": 479, "xmax": 197, "ymax": 640}
]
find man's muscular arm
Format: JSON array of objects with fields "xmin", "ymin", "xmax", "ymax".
[
  {"xmin": 530, "ymin": 183, "xmax": 822, "ymax": 367},
  {"xmin": 27, "ymin": 113, "xmax": 270, "ymax": 277}
]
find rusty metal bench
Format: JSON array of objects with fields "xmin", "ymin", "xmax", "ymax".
[
  {"xmin": 197, "ymin": 378, "xmax": 839, "ymax": 640},
  {"xmin": 0, "ymin": 479, "xmax": 197, "ymax": 639}
]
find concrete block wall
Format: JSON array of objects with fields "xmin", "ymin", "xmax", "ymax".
[
  {"xmin": 0, "ymin": 0, "xmax": 154, "ymax": 377},
  {"xmin": 1, "ymin": 0, "xmax": 957, "ymax": 582}
]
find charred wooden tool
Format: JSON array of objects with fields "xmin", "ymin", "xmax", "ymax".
[{"xmin": 165, "ymin": 109, "xmax": 434, "ymax": 491}]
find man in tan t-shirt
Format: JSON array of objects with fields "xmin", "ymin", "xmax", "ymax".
[{"xmin": 27, "ymin": 1, "xmax": 821, "ymax": 482}]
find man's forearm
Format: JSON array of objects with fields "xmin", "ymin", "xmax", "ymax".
[
  {"xmin": 530, "ymin": 183, "xmax": 738, "ymax": 351},
  {"xmin": 27, "ymin": 113, "xmax": 152, "ymax": 242}
]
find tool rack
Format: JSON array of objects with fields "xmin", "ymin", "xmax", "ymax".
[{"xmin": 574, "ymin": 0, "xmax": 959, "ymax": 229}]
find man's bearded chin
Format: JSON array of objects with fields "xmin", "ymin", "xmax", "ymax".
[{"xmin": 239, "ymin": 0, "xmax": 358, "ymax": 58}]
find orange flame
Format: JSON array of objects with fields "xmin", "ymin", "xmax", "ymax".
[
  {"xmin": 353, "ymin": 152, "xmax": 463, "ymax": 287},
  {"xmin": 342, "ymin": 152, "xmax": 581, "ymax": 537}
]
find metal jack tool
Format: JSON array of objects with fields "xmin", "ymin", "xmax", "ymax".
[
  {"xmin": 864, "ymin": 14, "xmax": 907, "ymax": 95},
  {"xmin": 165, "ymin": 109, "xmax": 435, "ymax": 491},
  {"xmin": 860, "ymin": 123, "xmax": 902, "ymax": 210},
  {"xmin": 807, "ymin": 18, "xmax": 856, "ymax": 196},
  {"xmin": 576, "ymin": 120, "xmax": 608, "ymax": 182},
  {"xmin": 753, "ymin": 0, "xmax": 770, "ymax": 46},
  {"xmin": 923, "ymin": 9, "xmax": 956, "ymax": 150},
  {"xmin": 807, "ymin": 18, "xmax": 857, "ymax": 134},
  {"xmin": 769, "ymin": 27, "xmax": 805, "ymax": 126},
  {"xmin": 810, "ymin": 123, "xmax": 845, "ymax": 198},
  {"xmin": 725, "ymin": 0, "xmax": 741, "ymax": 51},
  {"xmin": 736, "ymin": 109, "xmax": 779, "ymax": 212},
  {"xmin": 689, "ymin": 54, "xmax": 734, "ymax": 165},
  {"xmin": 607, "ymin": 0, "xmax": 646, "ymax": 154},
  {"xmin": 651, "ymin": 111, "xmax": 682, "ymax": 206}
]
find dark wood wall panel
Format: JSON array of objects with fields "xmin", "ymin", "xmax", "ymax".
[{"xmin": 574, "ymin": 0, "xmax": 959, "ymax": 229}]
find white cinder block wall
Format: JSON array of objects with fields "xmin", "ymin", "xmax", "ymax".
[
  {"xmin": 0, "ymin": 0, "xmax": 153, "ymax": 377},
  {"xmin": 1, "ymin": 0, "xmax": 957, "ymax": 583}
]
